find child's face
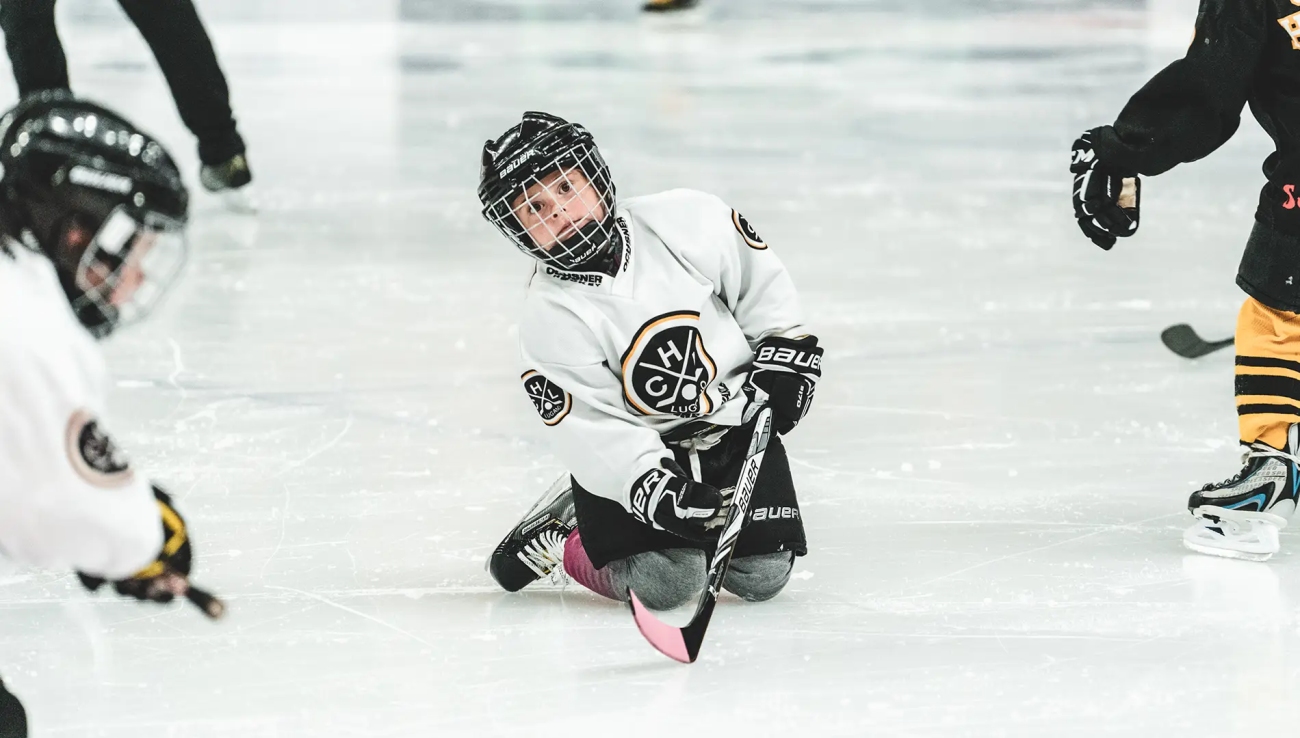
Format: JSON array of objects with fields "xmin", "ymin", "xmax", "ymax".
[
  {"xmin": 70, "ymin": 226, "xmax": 155, "ymax": 308},
  {"xmin": 510, "ymin": 167, "xmax": 606, "ymax": 252}
]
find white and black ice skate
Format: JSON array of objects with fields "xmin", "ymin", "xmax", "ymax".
[
  {"xmin": 200, "ymin": 153, "xmax": 257, "ymax": 214},
  {"xmin": 486, "ymin": 475, "xmax": 575, "ymax": 592},
  {"xmin": 1184, "ymin": 425, "xmax": 1300, "ymax": 561}
]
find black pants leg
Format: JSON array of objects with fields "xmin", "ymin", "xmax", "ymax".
[
  {"xmin": 0, "ymin": 0, "xmax": 71, "ymax": 95},
  {"xmin": 115, "ymin": 0, "xmax": 244, "ymax": 164},
  {"xmin": 0, "ymin": 678, "xmax": 27, "ymax": 738}
]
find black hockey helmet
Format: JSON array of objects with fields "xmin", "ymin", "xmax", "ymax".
[
  {"xmin": 0, "ymin": 90, "xmax": 189, "ymax": 338},
  {"xmin": 478, "ymin": 111, "xmax": 619, "ymax": 272}
]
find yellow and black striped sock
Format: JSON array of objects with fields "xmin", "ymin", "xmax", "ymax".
[{"xmin": 1235, "ymin": 297, "xmax": 1300, "ymax": 449}]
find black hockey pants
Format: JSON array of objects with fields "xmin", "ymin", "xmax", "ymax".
[
  {"xmin": 0, "ymin": 0, "xmax": 245, "ymax": 165},
  {"xmin": 0, "ymin": 678, "xmax": 26, "ymax": 738}
]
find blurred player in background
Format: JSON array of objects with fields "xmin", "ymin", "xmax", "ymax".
[
  {"xmin": 643, "ymin": 0, "xmax": 699, "ymax": 11},
  {"xmin": 480, "ymin": 112, "xmax": 821, "ymax": 611},
  {"xmin": 0, "ymin": 91, "xmax": 201, "ymax": 735},
  {"xmin": 0, "ymin": 0, "xmax": 255, "ymax": 211},
  {"xmin": 1070, "ymin": 0, "xmax": 1300, "ymax": 561}
]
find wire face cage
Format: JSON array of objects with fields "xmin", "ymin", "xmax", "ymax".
[{"xmin": 480, "ymin": 123, "xmax": 619, "ymax": 272}]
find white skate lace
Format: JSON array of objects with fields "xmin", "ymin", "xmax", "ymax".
[
  {"xmin": 516, "ymin": 528, "xmax": 569, "ymax": 585},
  {"xmin": 1203, "ymin": 443, "xmax": 1300, "ymax": 491}
]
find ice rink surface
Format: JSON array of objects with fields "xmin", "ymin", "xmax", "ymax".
[{"xmin": 0, "ymin": 0, "xmax": 1294, "ymax": 735}]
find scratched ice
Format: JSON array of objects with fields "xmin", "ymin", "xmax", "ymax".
[{"xmin": 0, "ymin": 0, "xmax": 1292, "ymax": 735}]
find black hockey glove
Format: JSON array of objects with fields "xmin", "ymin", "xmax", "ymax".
[
  {"xmin": 78, "ymin": 485, "xmax": 193, "ymax": 604},
  {"xmin": 630, "ymin": 460, "xmax": 727, "ymax": 543},
  {"xmin": 743, "ymin": 335, "xmax": 822, "ymax": 435},
  {"xmin": 1071, "ymin": 130, "xmax": 1140, "ymax": 250}
]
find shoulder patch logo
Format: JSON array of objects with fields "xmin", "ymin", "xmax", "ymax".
[
  {"xmin": 621, "ymin": 311, "xmax": 717, "ymax": 418},
  {"xmin": 65, "ymin": 409, "xmax": 134, "ymax": 488},
  {"xmin": 522, "ymin": 371, "xmax": 572, "ymax": 426},
  {"xmin": 732, "ymin": 210, "xmax": 767, "ymax": 250},
  {"xmin": 1281, "ymin": 11, "xmax": 1300, "ymax": 50}
]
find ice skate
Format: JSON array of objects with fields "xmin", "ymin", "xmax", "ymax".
[
  {"xmin": 1184, "ymin": 425, "xmax": 1300, "ymax": 561},
  {"xmin": 486, "ymin": 475, "xmax": 576, "ymax": 591},
  {"xmin": 200, "ymin": 153, "xmax": 257, "ymax": 214}
]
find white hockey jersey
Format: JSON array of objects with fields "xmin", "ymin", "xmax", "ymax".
[
  {"xmin": 519, "ymin": 188, "xmax": 806, "ymax": 511},
  {"xmin": 0, "ymin": 241, "xmax": 162, "ymax": 579}
]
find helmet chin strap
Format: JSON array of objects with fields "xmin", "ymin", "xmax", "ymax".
[
  {"xmin": 72, "ymin": 295, "xmax": 117, "ymax": 338},
  {"xmin": 554, "ymin": 216, "xmax": 622, "ymax": 275},
  {"xmin": 20, "ymin": 200, "xmax": 121, "ymax": 338},
  {"xmin": 53, "ymin": 264, "xmax": 118, "ymax": 338},
  {"xmin": 18, "ymin": 197, "xmax": 67, "ymax": 259},
  {"xmin": 0, "ymin": 197, "xmax": 24, "ymax": 247}
]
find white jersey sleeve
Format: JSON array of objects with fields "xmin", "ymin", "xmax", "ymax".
[
  {"xmin": 519, "ymin": 297, "xmax": 673, "ymax": 510},
  {"xmin": 715, "ymin": 205, "xmax": 807, "ymax": 342},
  {"xmin": 641, "ymin": 190, "xmax": 807, "ymax": 344},
  {"xmin": 0, "ymin": 248, "xmax": 162, "ymax": 580}
]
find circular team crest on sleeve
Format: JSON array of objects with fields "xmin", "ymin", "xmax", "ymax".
[
  {"xmin": 732, "ymin": 210, "xmax": 767, "ymax": 250},
  {"xmin": 621, "ymin": 311, "xmax": 718, "ymax": 418},
  {"xmin": 65, "ymin": 409, "xmax": 135, "ymax": 488},
  {"xmin": 522, "ymin": 371, "xmax": 571, "ymax": 426}
]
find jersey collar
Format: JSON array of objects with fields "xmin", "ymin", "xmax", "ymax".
[{"xmin": 536, "ymin": 213, "xmax": 635, "ymax": 296}]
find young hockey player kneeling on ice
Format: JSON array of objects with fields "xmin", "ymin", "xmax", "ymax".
[
  {"xmin": 1070, "ymin": 1, "xmax": 1300, "ymax": 560},
  {"xmin": 480, "ymin": 112, "xmax": 820, "ymax": 609},
  {"xmin": 0, "ymin": 91, "xmax": 198, "ymax": 734}
]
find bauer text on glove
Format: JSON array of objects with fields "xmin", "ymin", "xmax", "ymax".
[{"xmin": 744, "ymin": 335, "xmax": 822, "ymax": 435}]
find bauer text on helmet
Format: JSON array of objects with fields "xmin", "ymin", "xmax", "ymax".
[{"xmin": 0, "ymin": 90, "xmax": 189, "ymax": 338}]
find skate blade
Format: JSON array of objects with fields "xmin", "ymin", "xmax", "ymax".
[
  {"xmin": 1182, "ymin": 519, "xmax": 1280, "ymax": 561},
  {"xmin": 1183, "ymin": 538, "xmax": 1275, "ymax": 562},
  {"xmin": 212, "ymin": 185, "xmax": 258, "ymax": 214},
  {"xmin": 1191, "ymin": 506, "xmax": 1289, "ymax": 530}
]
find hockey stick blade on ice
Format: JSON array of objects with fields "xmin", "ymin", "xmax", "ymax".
[
  {"xmin": 1160, "ymin": 324, "xmax": 1233, "ymax": 359},
  {"xmin": 628, "ymin": 406, "xmax": 772, "ymax": 664}
]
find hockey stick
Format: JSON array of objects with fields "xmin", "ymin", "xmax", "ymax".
[
  {"xmin": 185, "ymin": 584, "xmax": 227, "ymax": 620},
  {"xmin": 79, "ymin": 570, "xmax": 226, "ymax": 620},
  {"xmin": 627, "ymin": 406, "xmax": 772, "ymax": 664},
  {"xmin": 1160, "ymin": 323, "xmax": 1233, "ymax": 359}
]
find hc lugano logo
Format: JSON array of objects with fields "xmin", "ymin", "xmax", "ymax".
[
  {"xmin": 1281, "ymin": 9, "xmax": 1300, "ymax": 51},
  {"xmin": 65, "ymin": 409, "xmax": 134, "ymax": 489},
  {"xmin": 522, "ymin": 371, "xmax": 571, "ymax": 426},
  {"xmin": 621, "ymin": 311, "xmax": 718, "ymax": 418},
  {"xmin": 732, "ymin": 210, "xmax": 767, "ymax": 250}
]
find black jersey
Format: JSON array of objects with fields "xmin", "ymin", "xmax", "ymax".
[{"xmin": 1091, "ymin": 0, "xmax": 1300, "ymax": 235}]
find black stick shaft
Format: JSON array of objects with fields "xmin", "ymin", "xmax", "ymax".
[
  {"xmin": 628, "ymin": 407, "xmax": 772, "ymax": 663},
  {"xmin": 184, "ymin": 585, "xmax": 226, "ymax": 620}
]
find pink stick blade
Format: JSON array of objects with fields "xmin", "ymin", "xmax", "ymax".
[
  {"xmin": 625, "ymin": 408, "xmax": 769, "ymax": 664},
  {"xmin": 628, "ymin": 589, "xmax": 693, "ymax": 664}
]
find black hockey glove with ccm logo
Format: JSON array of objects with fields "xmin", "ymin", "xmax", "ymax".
[
  {"xmin": 743, "ymin": 335, "xmax": 823, "ymax": 436},
  {"xmin": 78, "ymin": 485, "xmax": 193, "ymax": 604},
  {"xmin": 630, "ymin": 460, "xmax": 728, "ymax": 542},
  {"xmin": 1071, "ymin": 130, "xmax": 1141, "ymax": 251}
]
